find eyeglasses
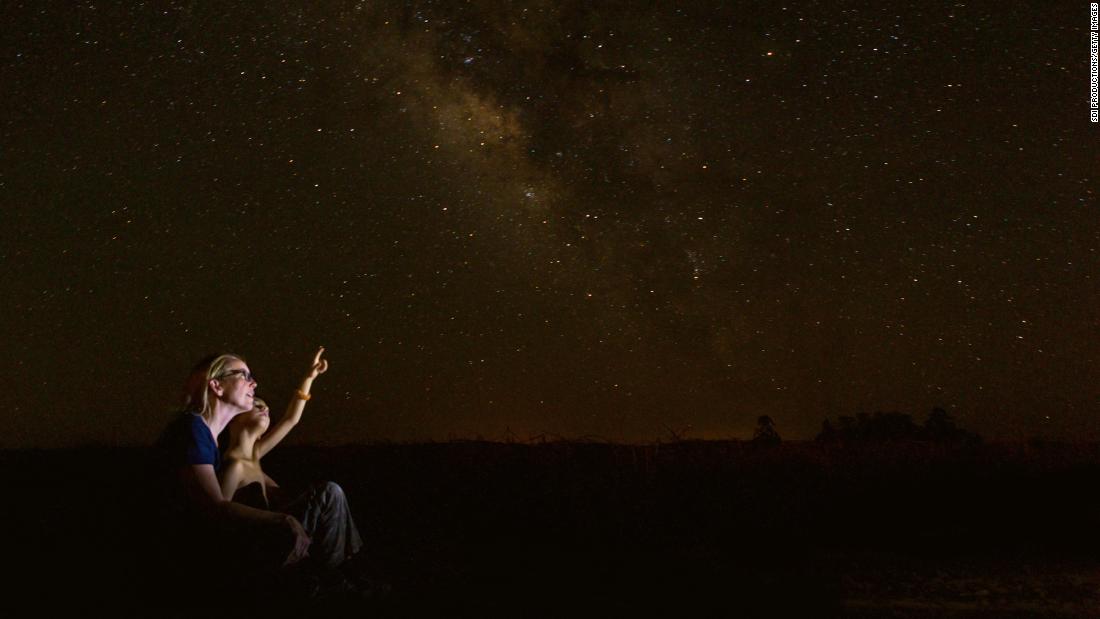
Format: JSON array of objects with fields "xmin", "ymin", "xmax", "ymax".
[{"xmin": 218, "ymin": 369, "xmax": 257, "ymax": 383}]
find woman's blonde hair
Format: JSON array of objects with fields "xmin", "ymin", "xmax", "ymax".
[{"xmin": 182, "ymin": 353, "xmax": 246, "ymax": 417}]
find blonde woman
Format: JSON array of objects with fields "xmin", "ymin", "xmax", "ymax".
[
  {"xmin": 220, "ymin": 347, "xmax": 364, "ymax": 573},
  {"xmin": 155, "ymin": 353, "xmax": 311, "ymax": 571}
]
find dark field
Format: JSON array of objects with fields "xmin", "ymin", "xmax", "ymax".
[{"xmin": 7, "ymin": 441, "xmax": 1100, "ymax": 616}]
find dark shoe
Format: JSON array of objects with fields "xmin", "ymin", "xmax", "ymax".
[
  {"xmin": 348, "ymin": 574, "xmax": 392, "ymax": 601},
  {"xmin": 340, "ymin": 555, "xmax": 393, "ymax": 600},
  {"xmin": 307, "ymin": 568, "xmax": 390, "ymax": 602},
  {"xmin": 329, "ymin": 570, "xmax": 391, "ymax": 601}
]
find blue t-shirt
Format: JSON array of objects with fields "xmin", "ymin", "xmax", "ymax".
[
  {"xmin": 157, "ymin": 412, "xmax": 221, "ymax": 472},
  {"xmin": 152, "ymin": 412, "xmax": 223, "ymax": 561}
]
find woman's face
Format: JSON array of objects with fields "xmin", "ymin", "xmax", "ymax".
[{"xmin": 216, "ymin": 359, "xmax": 257, "ymax": 413}]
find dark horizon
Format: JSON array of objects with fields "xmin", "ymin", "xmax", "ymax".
[{"xmin": 13, "ymin": 428, "xmax": 1100, "ymax": 614}]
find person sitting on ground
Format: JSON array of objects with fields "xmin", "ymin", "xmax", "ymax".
[
  {"xmin": 219, "ymin": 346, "xmax": 364, "ymax": 574},
  {"xmin": 154, "ymin": 353, "xmax": 312, "ymax": 592}
]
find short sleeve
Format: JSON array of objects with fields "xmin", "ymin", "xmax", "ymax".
[
  {"xmin": 184, "ymin": 415, "xmax": 218, "ymax": 466},
  {"xmin": 158, "ymin": 413, "xmax": 221, "ymax": 471}
]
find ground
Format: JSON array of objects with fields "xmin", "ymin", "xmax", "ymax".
[{"xmin": 7, "ymin": 442, "xmax": 1100, "ymax": 616}]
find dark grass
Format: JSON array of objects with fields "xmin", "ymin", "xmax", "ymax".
[{"xmin": 6, "ymin": 440, "xmax": 1100, "ymax": 615}]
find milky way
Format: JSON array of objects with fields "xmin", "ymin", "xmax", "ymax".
[{"xmin": 1, "ymin": 2, "xmax": 1095, "ymax": 447}]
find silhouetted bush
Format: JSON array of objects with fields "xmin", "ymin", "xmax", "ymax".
[
  {"xmin": 816, "ymin": 407, "xmax": 981, "ymax": 445},
  {"xmin": 752, "ymin": 415, "xmax": 781, "ymax": 446}
]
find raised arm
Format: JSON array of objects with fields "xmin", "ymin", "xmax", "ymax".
[{"xmin": 255, "ymin": 346, "xmax": 328, "ymax": 459}]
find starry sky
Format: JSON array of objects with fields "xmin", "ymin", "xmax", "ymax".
[{"xmin": 1, "ymin": 1, "xmax": 1096, "ymax": 448}]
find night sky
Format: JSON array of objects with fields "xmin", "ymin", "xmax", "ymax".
[{"xmin": 1, "ymin": 1, "xmax": 1095, "ymax": 448}]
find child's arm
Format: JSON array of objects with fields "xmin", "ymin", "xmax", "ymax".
[{"xmin": 256, "ymin": 346, "xmax": 328, "ymax": 459}]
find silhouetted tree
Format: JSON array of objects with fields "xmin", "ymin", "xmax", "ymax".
[
  {"xmin": 923, "ymin": 406, "xmax": 981, "ymax": 444},
  {"xmin": 752, "ymin": 415, "xmax": 781, "ymax": 446},
  {"xmin": 819, "ymin": 407, "xmax": 982, "ymax": 445},
  {"xmin": 923, "ymin": 407, "xmax": 956, "ymax": 439},
  {"xmin": 837, "ymin": 415, "xmax": 858, "ymax": 440},
  {"xmin": 816, "ymin": 419, "xmax": 838, "ymax": 443}
]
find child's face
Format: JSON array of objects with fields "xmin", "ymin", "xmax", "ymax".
[{"xmin": 242, "ymin": 399, "xmax": 271, "ymax": 431}]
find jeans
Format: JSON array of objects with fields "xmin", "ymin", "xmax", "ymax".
[{"xmin": 274, "ymin": 481, "xmax": 363, "ymax": 569}]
